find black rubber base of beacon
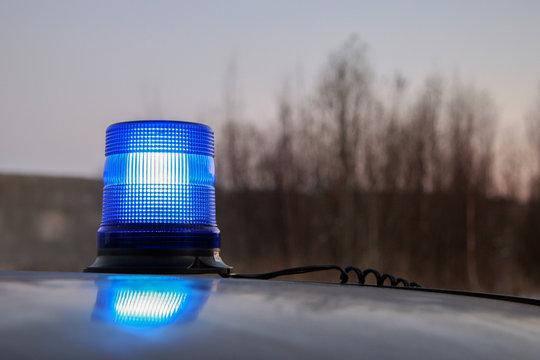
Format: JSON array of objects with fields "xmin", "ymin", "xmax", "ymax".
[{"xmin": 84, "ymin": 251, "xmax": 231, "ymax": 275}]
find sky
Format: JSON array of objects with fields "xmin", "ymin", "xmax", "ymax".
[{"xmin": 0, "ymin": 0, "xmax": 539, "ymax": 178}]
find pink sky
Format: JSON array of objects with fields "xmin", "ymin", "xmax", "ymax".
[{"xmin": 1, "ymin": 0, "xmax": 539, "ymax": 178}]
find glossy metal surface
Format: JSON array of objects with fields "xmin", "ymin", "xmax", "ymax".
[{"xmin": 0, "ymin": 271, "xmax": 539, "ymax": 360}]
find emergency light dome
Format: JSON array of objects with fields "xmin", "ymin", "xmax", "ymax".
[{"xmin": 85, "ymin": 120, "xmax": 230, "ymax": 274}]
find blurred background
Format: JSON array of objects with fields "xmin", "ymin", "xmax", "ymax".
[{"xmin": 1, "ymin": 1, "xmax": 540, "ymax": 295}]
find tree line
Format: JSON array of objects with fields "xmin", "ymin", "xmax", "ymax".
[{"xmin": 214, "ymin": 37, "xmax": 540, "ymax": 293}]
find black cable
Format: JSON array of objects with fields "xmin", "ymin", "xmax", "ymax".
[
  {"xmin": 222, "ymin": 265, "xmax": 349, "ymax": 284},
  {"xmin": 381, "ymin": 273, "xmax": 396, "ymax": 286},
  {"xmin": 223, "ymin": 264, "xmax": 420, "ymax": 288},
  {"xmin": 395, "ymin": 277, "xmax": 409, "ymax": 286},
  {"xmin": 345, "ymin": 266, "xmax": 420, "ymax": 287},
  {"xmin": 363, "ymin": 268, "xmax": 383, "ymax": 286},
  {"xmin": 345, "ymin": 266, "xmax": 365, "ymax": 284},
  {"xmin": 220, "ymin": 264, "xmax": 540, "ymax": 306}
]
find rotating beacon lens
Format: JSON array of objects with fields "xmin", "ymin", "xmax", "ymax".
[{"xmin": 85, "ymin": 120, "xmax": 230, "ymax": 274}]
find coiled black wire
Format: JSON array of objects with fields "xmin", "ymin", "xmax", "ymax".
[
  {"xmin": 345, "ymin": 266, "xmax": 421, "ymax": 287},
  {"xmin": 222, "ymin": 264, "xmax": 420, "ymax": 288},
  {"xmin": 220, "ymin": 265, "xmax": 540, "ymax": 306}
]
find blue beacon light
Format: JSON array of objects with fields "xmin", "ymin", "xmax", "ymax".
[{"xmin": 85, "ymin": 120, "xmax": 231, "ymax": 274}]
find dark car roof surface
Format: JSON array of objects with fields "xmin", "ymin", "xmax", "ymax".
[{"xmin": 0, "ymin": 271, "xmax": 539, "ymax": 360}]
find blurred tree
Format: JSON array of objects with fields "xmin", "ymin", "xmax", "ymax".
[
  {"xmin": 210, "ymin": 38, "xmax": 538, "ymax": 292},
  {"xmin": 520, "ymin": 84, "xmax": 540, "ymax": 280},
  {"xmin": 527, "ymin": 84, "xmax": 540, "ymax": 198},
  {"xmin": 257, "ymin": 87, "xmax": 299, "ymax": 264},
  {"xmin": 317, "ymin": 36, "xmax": 373, "ymax": 262},
  {"xmin": 398, "ymin": 77, "xmax": 443, "ymax": 274},
  {"xmin": 499, "ymin": 131, "xmax": 526, "ymax": 199},
  {"xmin": 405, "ymin": 76, "xmax": 443, "ymax": 193},
  {"xmin": 447, "ymin": 83, "xmax": 496, "ymax": 288},
  {"xmin": 381, "ymin": 75, "xmax": 407, "ymax": 192}
]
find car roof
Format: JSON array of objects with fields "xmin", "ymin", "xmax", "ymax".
[{"xmin": 1, "ymin": 271, "xmax": 539, "ymax": 360}]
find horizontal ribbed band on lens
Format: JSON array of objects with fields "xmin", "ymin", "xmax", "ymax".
[
  {"xmin": 101, "ymin": 184, "xmax": 217, "ymax": 225},
  {"xmin": 97, "ymin": 231, "xmax": 220, "ymax": 250},
  {"xmin": 104, "ymin": 153, "xmax": 215, "ymax": 186},
  {"xmin": 105, "ymin": 121, "xmax": 214, "ymax": 156}
]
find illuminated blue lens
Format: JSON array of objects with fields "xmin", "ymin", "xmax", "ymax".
[{"xmin": 97, "ymin": 121, "xmax": 220, "ymax": 250}]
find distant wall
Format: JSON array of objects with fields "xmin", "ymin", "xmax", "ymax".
[
  {"xmin": 0, "ymin": 175, "xmax": 101, "ymax": 271},
  {"xmin": 1, "ymin": 174, "xmax": 538, "ymax": 296}
]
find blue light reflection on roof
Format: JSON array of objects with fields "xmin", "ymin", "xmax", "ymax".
[
  {"xmin": 92, "ymin": 276, "xmax": 213, "ymax": 329},
  {"xmin": 112, "ymin": 289, "xmax": 187, "ymax": 326}
]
